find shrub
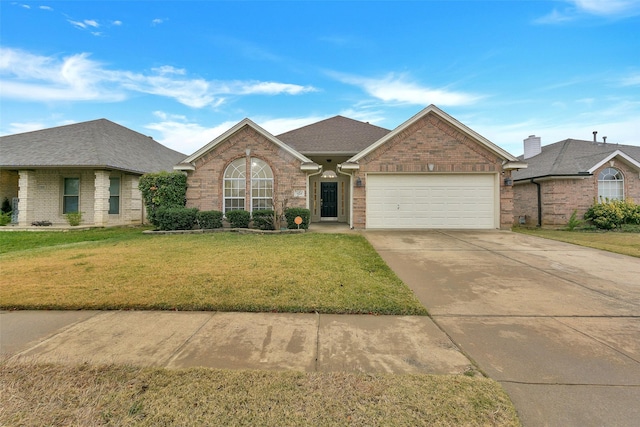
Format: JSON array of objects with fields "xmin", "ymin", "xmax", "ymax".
[
  {"xmin": 65, "ymin": 211, "xmax": 82, "ymax": 226},
  {"xmin": 584, "ymin": 199, "xmax": 639, "ymax": 229},
  {"xmin": 0, "ymin": 212, "xmax": 11, "ymax": 226},
  {"xmin": 252, "ymin": 209, "xmax": 275, "ymax": 230},
  {"xmin": 226, "ymin": 210, "xmax": 250, "ymax": 228},
  {"xmin": 139, "ymin": 172, "xmax": 188, "ymax": 227},
  {"xmin": 565, "ymin": 210, "xmax": 582, "ymax": 231},
  {"xmin": 284, "ymin": 207, "xmax": 310, "ymax": 229},
  {"xmin": 154, "ymin": 207, "xmax": 198, "ymax": 231},
  {"xmin": 1, "ymin": 197, "xmax": 11, "ymax": 214},
  {"xmin": 197, "ymin": 210, "xmax": 224, "ymax": 229}
]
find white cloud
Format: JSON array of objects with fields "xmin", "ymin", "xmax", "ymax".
[
  {"xmin": 330, "ymin": 72, "xmax": 482, "ymax": 107},
  {"xmin": 151, "ymin": 18, "xmax": 164, "ymax": 26},
  {"xmin": 620, "ymin": 73, "xmax": 640, "ymax": 86},
  {"xmin": 21, "ymin": 4, "xmax": 31, "ymax": 9},
  {"xmin": 145, "ymin": 112, "xmax": 238, "ymax": 154},
  {"xmin": 0, "ymin": 47, "xmax": 318, "ymax": 108},
  {"xmin": 256, "ymin": 116, "xmax": 327, "ymax": 135},
  {"xmin": 536, "ymin": 0, "xmax": 640, "ymax": 23},
  {"xmin": 112, "ymin": 20, "xmax": 122, "ymax": 26},
  {"xmin": 39, "ymin": 6, "xmax": 53, "ymax": 11},
  {"xmin": 7, "ymin": 121, "xmax": 46, "ymax": 134},
  {"xmin": 84, "ymin": 19, "xmax": 99, "ymax": 28}
]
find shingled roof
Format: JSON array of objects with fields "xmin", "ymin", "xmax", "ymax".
[
  {"xmin": 0, "ymin": 119, "xmax": 186, "ymax": 174},
  {"xmin": 512, "ymin": 139, "xmax": 640, "ymax": 181},
  {"xmin": 277, "ymin": 116, "xmax": 391, "ymax": 155}
]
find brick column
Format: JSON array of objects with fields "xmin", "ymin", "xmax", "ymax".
[
  {"xmin": 94, "ymin": 170, "xmax": 110, "ymax": 226},
  {"xmin": 17, "ymin": 170, "xmax": 35, "ymax": 226}
]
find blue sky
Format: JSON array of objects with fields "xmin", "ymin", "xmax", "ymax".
[{"xmin": 1, "ymin": 0, "xmax": 639, "ymax": 156}]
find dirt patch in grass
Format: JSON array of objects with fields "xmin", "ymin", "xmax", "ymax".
[
  {"xmin": 513, "ymin": 228, "xmax": 640, "ymax": 258},
  {"xmin": 0, "ymin": 361, "xmax": 520, "ymax": 426},
  {"xmin": 0, "ymin": 233, "xmax": 427, "ymax": 315}
]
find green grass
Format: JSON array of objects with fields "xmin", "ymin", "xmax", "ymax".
[
  {"xmin": 513, "ymin": 227, "xmax": 640, "ymax": 258},
  {"xmin": 0, "ymin": 362, "xmax": 520, "ymax": 426},
  {"xmin": 0, "ymin": 226, "xmax": 151, "ymax": 254},
  {"xmin": 0, "ymin": 229, "xmax": 427, "ymax": 315}
]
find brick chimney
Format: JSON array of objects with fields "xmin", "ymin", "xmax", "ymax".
[{"xmin": 523, "ymin": 135, "xmax": 541, "ymax": 159}]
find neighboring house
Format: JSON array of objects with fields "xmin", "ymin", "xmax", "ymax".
[
  {"xmin": 176, "ymin": 105, "xmax": 526, "ymax": 229},
  {"xmin": 0, "ymin": 119, "xmax": 186, "ymax": 227},
  {"xmin": 512, "ymin": 135, "xmax": 640, "ymax": 227}
]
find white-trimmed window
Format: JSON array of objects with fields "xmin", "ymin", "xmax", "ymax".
[
  {"xmin": 224, "ymin": 158, "xmax": 246, "ymax": 212},
  {"xmin": 223, "ymin": 157, "xmax": 274, "ymax": 213},
  {"xmin": 251, "ymin": 158, "xmax": 273, "ymax": 211},
  {"xmin": 598, "ymin": 167, "xmax": 624, "ymax": 201},
  {"xmin": 109, "ymin": 177, "xmax": 120, "ymax": 214},
  {"xmin": 63, "ymin": 177, "xmax": 79, "ymax": 214}
]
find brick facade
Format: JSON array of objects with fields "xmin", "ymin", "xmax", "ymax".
[
  {"xmin": 513, "ymin": 160, "xmax": 640, "ymax": 227},
  {"xmin": 351, "ymin": 113, "xmax": 513, "ymax": 229},
  {"xmin": 185, "ymin": 126, "xmax": 308, "ymax": 213}
]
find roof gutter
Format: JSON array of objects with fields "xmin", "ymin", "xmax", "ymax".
[{"xmin": 336, "ymin": 163, "xmax": 355, "ymax": 229}]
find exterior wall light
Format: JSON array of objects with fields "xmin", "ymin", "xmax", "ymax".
[{"xmin": 355, "ymin": 177, "xmax": 363, "ymax": 187}]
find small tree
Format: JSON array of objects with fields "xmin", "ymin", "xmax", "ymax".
[{"xmin": 139, "ymin": 172, "xmax": 187, "ymax": 227}]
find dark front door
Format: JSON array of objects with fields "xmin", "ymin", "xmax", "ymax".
[{"xmin": 321, "ymin": 182, "xmax": 338, "ymax": 218}]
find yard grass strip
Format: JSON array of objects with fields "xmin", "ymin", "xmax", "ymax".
[
  {"xmin": 0, "ymin": 362, "xmax": 520, "ymax": 426},
  {"xmin": 0, "ymin": 231, "xmax": 427, "ymax": 315},
  {"xmin": 513, "ymin": 227, "xmax": 640, "ymax": 258}
]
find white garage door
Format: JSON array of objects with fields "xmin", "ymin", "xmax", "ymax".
[{"xmin": 366, "ymin": 174, "xmax": 496, "ymax": 229}]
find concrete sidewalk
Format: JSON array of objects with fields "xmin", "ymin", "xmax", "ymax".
[{"xmin": 1, "ymin": 310, "xmax": 472, "ymax": 374}]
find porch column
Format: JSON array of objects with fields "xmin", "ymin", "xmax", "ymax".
[
  {"xmin": 94, "ymin": 170, "xmax": 110, "ymax": 226},
  {"xmin": 17, "ymin": 170, "xmax": 35, "ymax": 226}
]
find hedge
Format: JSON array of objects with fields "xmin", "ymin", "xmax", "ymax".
[
  {"xmin": 154, "ymin": 207, "xmax": 198, "ymax": 231},
  {"xmin": 252, "ymin": 209, "xmax": 275, "ymax": 230},
  {"xmin": 197, "ymin": 210, "xmax": 224, "ymax": 229},
  {"xmin": 139, "ymin": 172, "xmax": 188, "ymax": 227},
  {"xmin": 226, "ymin": 210, "xmax": 251, "ymax": 228},
  {"xmin": 284, "ymin": 207, "xmax": 310, "ymax": 229},
  {"xmin": 584, "ymin": 199, "xmax": 640, "ymax": 229}
]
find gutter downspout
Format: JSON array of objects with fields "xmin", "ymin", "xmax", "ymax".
[
  {"xmin": 531, "ymin": 178, "xmax": 542, "ymax": 227},
  {"xmin": 336, "ymin": 164, "xmax": 354, "ymax": 229}
]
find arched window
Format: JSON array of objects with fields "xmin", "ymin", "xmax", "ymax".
[
  {"xmin": 224, "ymin": 158, "xmax": 246, "ymax": 212},
  {"xmin": 223, "ymin": 157, "xmax": 273, "ymax": 212},
  {"xmin": 250, "ymin": 158, "xmax": 273, "ymax": 211},
  {"xmin": 598, "ymin": 167, "xmax": 624, "ymax": 201}
]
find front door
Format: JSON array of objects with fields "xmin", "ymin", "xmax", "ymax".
[{"xmin": 320, "ymin": 182, "xmax": 338, "ymax": 218}]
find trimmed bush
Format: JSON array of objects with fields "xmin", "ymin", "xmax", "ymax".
[
  {"xmin": 155, "ymin": 207, "xmax": 198, "ymax": 231},
  {"xmin": 0, "ymin": 212, "xmax": 11, "ymax": 226},
  {"xmin": 139, "ymin": 172, "xmax": 188, "ymax": 227},
  {"xmin": 252, "ymin": 209, "xmax": 275, "ymax": 230},
  {"xmin": 284, "ymin": 207, "xmax": 310, "ymax": 229},
  {"xmin": 65, "ymin": 211, "xmax": 82, "ymax": 226},
  {"xmin": 584, "ymin": 199, "xmax": 640, "ymax": 229},
  {"xmin": 197, "ymin": 210, "xmax": 224, "ymax": 229},
  {"xmin": 226, "ymin": 210, "xmax": 251, "ymax": 228}
]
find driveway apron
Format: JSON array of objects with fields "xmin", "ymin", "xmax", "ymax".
[{"xmin": 365, "ymin": 230, "xmax": 640, "ymax": 427}]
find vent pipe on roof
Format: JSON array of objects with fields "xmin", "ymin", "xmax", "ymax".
[
  {"xmin": 603, "ymin": 136, "xmax": 607, "ymax": 144},
  {"xmin": 593, "ymin": 131, "xmax": 598, "ymax": 142},
  {"xmin": 523, "ymin": 135, "xmax": 542, "ymax": 159}
]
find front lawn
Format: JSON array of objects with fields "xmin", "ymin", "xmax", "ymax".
[
  {"xmin": 513, "ymin": 227, "xmax": 640, "ymax": 258},
  {"xmin": 0, "ymin": 362, "xmax": 520, "ymax": 426},
  {"xmin": 0, "ymin": 229, "xmax": 427, "ymax": 315}
]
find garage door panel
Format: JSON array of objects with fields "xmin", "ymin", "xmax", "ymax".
[{"xmin": 366, "ymin": 174, "xmax": 496, "ymax": 229}]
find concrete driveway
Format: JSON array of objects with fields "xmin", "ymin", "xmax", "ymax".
[{"xmin": 365, "ymin": 230, "xmax": 640, "ymax": 427}]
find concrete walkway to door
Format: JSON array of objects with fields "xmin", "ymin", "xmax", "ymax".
[{"xmin": 365, "ymin": 230, "xmax": 640, "ymax": 427}]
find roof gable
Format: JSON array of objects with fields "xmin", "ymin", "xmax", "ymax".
[
  {"xmin": 348, "ymin": 105, "xmax": 520, "ymax": 163},
  {"xmin": 276, "ymin": 116, "xmax": 390, "ymax": 155},
  {"xmin": 0, "ymin": 119, "xmax": 186, "ymax": 174},
  {"xmin": 177, "ymin": 118, "xmax": 313, "ymax": 169}
]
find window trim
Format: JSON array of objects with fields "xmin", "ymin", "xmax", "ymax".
[
  {"xmin": 250, "ymin": 158, "xmax": 274, "ymax": 212},
  {"xmin": 109, "ymin": 176, "xmax": 121, "ymax": 215},
  {"xmin": 62, "ymin": 177, "xmax": 80, "ymax": 214},
  {"xmin": 223, "ymin": 157, "xmax": 274, "ymax": 213},
  {"xmin": 223, "ymin": 158, "xmax": 247, "ymax": 213},
  {"xmin": 597, "ymin": 167, "xmax": 624, "ymax": 201}
]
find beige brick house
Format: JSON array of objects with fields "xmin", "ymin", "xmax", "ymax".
[
  {"xmin": 176, "ymin": 105, "xmax": 526, "ymax": 229},
  {"xmin": 0, "ymin": 119, "xmax": 185, "ymax": 227},
  {"xmin": 512, "ymin": 135, "xmax": 640, "ymax": 227}
]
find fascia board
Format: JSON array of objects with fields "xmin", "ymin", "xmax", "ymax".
[
  {"xmin": 182, "ymin": 118, "xmax": 313, "ymax": 165},
  {"xmin": 503, "ymin": 161, "xmax": 528, "ymax": 170},
  {"xmin": 587, "ymin": 150, "xmax": 640, "ymax": 173},
  {"xmin": 348, "ymin": 104, "xmax": 519, "ymax": 163}
]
